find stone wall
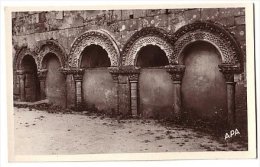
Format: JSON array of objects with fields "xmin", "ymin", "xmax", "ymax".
[
  {"xmin": 12, "ymin": 8, "xmax": 246, "ymax": 66},
  {"xmin": 12, "ymin": 8, "xmax": 247, "ymax": 123}
]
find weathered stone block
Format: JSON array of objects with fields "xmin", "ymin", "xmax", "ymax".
[
  {"xmin": 219, "ymin": 8, "xmax": 245, "ymax": 17},
  {"xmin": 56, "ymin": 11, "xmax": 64, "ymax": 20},
  {"xmin": 141, "ymin": 17, "xmax": 155, "ymax": 28},
  {"xmin": 183, "ymin": 9, "xmax": 200, "ymax": 23},
  {"xmin": 146, "ymin": 9, "xmax": 166, "ymax": 16},
  {"xmin": 201, "ymin": 8, "xmax": 219, "ymax": 20},
  {"xmin": 216, "ymin": 16, "xmax": 235, "ymax": 27},
  {"xmin": 229, "ymin": 25, "xmax": 246, "ymax": 42},
  {"xmin": 133, "ymin": 10, "xmax": 146, "ymax": 18},
  {"xmin": 235, "ymin": 16, "xmax": 245, "ymax": 25},
  {"xmin": 122, "ymin": 10, "xmax": 134, "ymax": 20},
  {"xmin": 154, "ymin": 14, "xmax": 168, "ymax": 27},
  {"xmin": 112, "ymin": 10, "xmax": 122, "ymax": 21},
  {"xmin": 39, "ymin": 12, "xmax": 46, "ymax": 23},
  {"xmin": 168, "ymin": 9, "xmax": 187, "ymax": 14},
  {"xmin": 125, "ymin": 19, "xmax": 140, "ymax": 31}
]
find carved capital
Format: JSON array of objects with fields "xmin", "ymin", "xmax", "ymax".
[
  {"xmin": 165, "ymin": 65, "xmax": 186, "ymax": 82},
  {"xmin": 37, "ymin": 69, "xmax": 48, "ymax": 80},
  {"xmin": 16, "ymin": 70, "xmax": 25, "ymax": 75},
  {"xmin": 108, "ymin": 67, "xmax": 119, "ymax": 82},
  {"xmin": 16, "ymin": 70, "xmax": 26, "ymax": 80},
  {"xmin": 129, "ymin": 73, "xmax": 139, "ymax": 82},
  {"xmin": 219, "ymin": 64, "xmax": 240, "ymax": 82},
  {"xmin": 70, "ymin": 68, "xmax": 85, "ymax": 81}
]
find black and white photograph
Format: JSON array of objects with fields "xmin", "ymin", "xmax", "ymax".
[{"xmin": 2, "ymin": 1, "xmax": 257, "ymax": 162}]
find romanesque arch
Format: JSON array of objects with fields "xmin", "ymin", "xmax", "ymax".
[
  {"xmin": 122, "ymin": 27, "xmax": 173, "ymax": 66},
  {"xmin": 169, "ymin": 21, "xmax": 244, "ymax": 127},
  {"xmin": 172, "ymin": 21, "xmax": 243, "ymax": 68},
  {"xmin": 14, "ymin": 46, "xmax": 37, "ymax": 70},
  {"xmin": 35, "ymin": 40, "xmax": 67, "ymax": 106},
  {"xmin": 14, "ymin": 47, "xmax": 40, "ymax": 102},
  {"xmin": 68, "ymin": 30, "xmax": 120, "ymax": 68},
  {"xmin": 37, "ymin": 40, "xmax": 67, "ymax": 70}
]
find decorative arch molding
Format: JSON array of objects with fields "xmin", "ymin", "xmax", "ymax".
[
  {"xmin": 36, "ymin": 40, "xmax": 67, "ymax": 70},
  {"xmin": 14, "ymin": 46, "xmax": 37, "ymax": 70},
  {"xmin": 68, "ymin": 29, "xmax": 120, "ymax": 68},
  {"xmin": 122, "ymin": 27, "xmax": 173, "ymax": 66},
  {"xmin": 172, "ymin": 21, "xmax": 243, "ymax": 67}
]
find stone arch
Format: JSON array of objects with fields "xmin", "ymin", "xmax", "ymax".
[
  {"xmin": 14, "ymin": 46, "xmax": 37, "ymax": 70},
  {"xmin": 122, "ymin": 27, "xmax": 173, "ymax": 66},
  {"xmin": 172, "ymin": 21, "xmax": 243, "ymax": 69},
  {"xmin": 37, "ymin": 40, "xmax": 67, "ymax": 70},
  {"xmin": 68, "ymin": 29, "xmax": 120, "ymax": 68}
]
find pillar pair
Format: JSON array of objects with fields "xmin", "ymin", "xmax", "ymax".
[
  {"xmin": 219, "ymin": 64, "xmax": 240, "ymax": 128},
  {"xmin": 109, "ymin": 66, "xmax": 140, "ymax": 117},
  {"xmin": 61, "ymin": 68, "xmax": 85, "ymax": 109},
  {"xmin": 166, "ymin": 64, "xmax": 239, "ymax": 128}
]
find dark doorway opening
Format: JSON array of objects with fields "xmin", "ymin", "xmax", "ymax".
[
  {"xmin": 80, "ymin": 44, "xmax": 111, "ymax": 68},
  {"xmin": 21, "ymin": 55, "xmax": 40, "ymax": 102},
  {"xmin": 136, "ymin": 45, "xmax": 169, "ymax": 67}
]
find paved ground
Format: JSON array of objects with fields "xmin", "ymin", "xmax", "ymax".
[{"xmin": 14, "ymin": 107, "xmax": 247, "ymax": 155}]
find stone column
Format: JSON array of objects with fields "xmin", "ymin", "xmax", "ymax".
[
  {"xmin": 109, "ymin": 67, "xmax": 119, "ymax": 115},
  {"xmin": 166, "ymin": 65, "xmax": 186, "ymax": 119},
  {"xmin": 72, "ymin": 69, "xmax": 85, "ymax": 109},
  {"xmin": 16, "ymin": 70, "xmax": 26, "ymax": 102},
  {"xmin": 219, "ymin": 64, "xmax": 240, "ymax": 128},
  {"xmin": 109, "ymin": 66, "xmax": 140, "ymax": 117},
  {"xmin": 60, "ymin": 68, "xmax": 75, "ymax": 108},
  {"xmin": 129, "ymin": 71, "xmax": 140, "ymax": 117},
  {"xmin": 37, "ymin": 69, "xmax": 48, "ymax": 100}
]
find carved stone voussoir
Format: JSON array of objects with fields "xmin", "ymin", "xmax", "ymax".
[{"xmin": 68, "ymin": 30, "xmax": 119, "ymax": 68}]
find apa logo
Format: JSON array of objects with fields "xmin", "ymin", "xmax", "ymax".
[{"xmin": 225, "ymin": 129, "xmax": 240, "ymax": 140}]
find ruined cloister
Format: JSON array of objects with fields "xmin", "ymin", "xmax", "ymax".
[{"xmin": 12, "ymin": 9, "xmax": 246, "ymax": 128}]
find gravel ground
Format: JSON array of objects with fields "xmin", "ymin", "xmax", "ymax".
[{"xmin": 14, "ymin": 107, "xmax": 247, "ymax": 155}]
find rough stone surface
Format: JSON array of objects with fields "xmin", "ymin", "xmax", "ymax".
[{"xmin": 12, "ymin": 8, "xmax": 247, "ymax": 120}]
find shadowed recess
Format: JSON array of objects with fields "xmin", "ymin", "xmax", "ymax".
[
  {"xmin": 136, "ymin": 45, "xmax": 169, "ymax": 67},
  {"xmin": 80, "ymin": 44, "xmax": 111, "ymax": 68},
  {"xmin": 21, "ymin": 55, "xmax": 40, "ymax": 102}
]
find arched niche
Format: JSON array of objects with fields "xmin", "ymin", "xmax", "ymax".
[
  {"xmin": 80, "ymin": 44, "xmax": 111, "ymax": 68},
  {"xmin": 42, "ymin": 53, "xmax": 66, "ymax": 107},
  {"xmin": 37, "ymin": 40, "xmax": 67, "ymax": 70},
  {"xmin": 68, "ymin": 30, "xmax": 120, "ymax": 68},
  {"xmin": 136, "ymin": 45, "xmax": 169, "ymax": 67},
  {"xmin": 172, "ymin": 21, "xmax": 243, "ymax": 68},
  {"xmin": 122, "ymin": 27, "xmax": 173, "ymax": 66},
  {"xmin": 181, "ymin": 41, "xmax": 227, "ymax": 119},
  {"xmin": 20, "ymin": 54, "xmax": 41, "ymax": 102}
]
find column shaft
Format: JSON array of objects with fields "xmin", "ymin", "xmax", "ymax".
[
  {"xmin": 173, "ymin": 81, "xmax": 181, "ymax": 118},
  {"xmin": 75, "ymin": 80, "xmax": 82, "ymax": 105},
  {"xmin": 130, "ymin": 81, "xmax": 138, "ymax": 117},
  {"xmin": 19, "ymin": 75, "xmax": 25, "ymax": 101},
  {"xmin": 38, "ymin": 69, "xmax": 48, "ymax": 100},
  {"xmin": 39, "ymin": 80, "xmax": 46, "ymax": 99},
  {"xmin": 219, "ymin": 64, "xmax": 239, "ymax": 128},
  {"xmin": 226, "ymin": 82, "xmax": 236, "ymax": 128},
  {"xmin": 166, "ymin": 65, "xmax": 185, "ymax": 120}
]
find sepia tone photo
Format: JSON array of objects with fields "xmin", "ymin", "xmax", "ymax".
[{"xmin": 6, "ymin": 2, "xmax": 256, "ymax": 161}]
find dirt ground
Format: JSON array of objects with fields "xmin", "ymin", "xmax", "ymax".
[{"xmin": 14, "ymin": 107, "xmax": 247, "ymax": 155}]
